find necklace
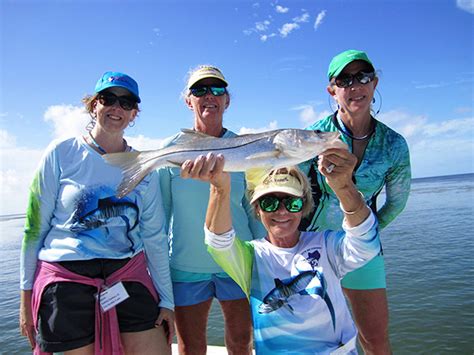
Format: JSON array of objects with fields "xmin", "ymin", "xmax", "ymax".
[
  {"xmin": 336, "ymin": 113, "xmax": 374, "ymax": 141},
  {"xmin": 87, "ymin": 132, "xmax": 129, "ymax": 154},
  {"xmin": 88, "ymin": 132, "xmax": 107, "ymax": 154}
]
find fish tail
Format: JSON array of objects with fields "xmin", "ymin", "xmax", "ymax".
[{"xmin": 103, "ymin": 151, "xmax": 161, "ymax": 198}]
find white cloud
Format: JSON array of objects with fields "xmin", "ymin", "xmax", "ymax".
[
  {"xmin": 293, "ymin": 105, "xmax": 331, "ymax": 126},
  {"xmin": 255, "ymin": 20, "xmax": 271, "ymax": 31},
  {"xmin": 378, "ymin": 110, "xmax": 428, "ymax": 138},
  {"xmin": 0, "ymin": 132, "xmax": 44, "ymax": 215},
  {"xmin": 457, "ymin": 0, "xmax": 474, "ymax": 14},
  {"xmin": 378, "ymin": 110, "xmax": 474, "ymax": 177},
  {"xmin": 279, "ymin": 23, "xmax": 300, "ymax": 37},
  {"xmin": 260, "ymin": 33, "xmax": 276, "ymax": 42},
  {"xmin": 44, "ymin": 105, "xmax": 90, "ymax": 140},
  {"xmin": 239, "ymin": 120, "xmax": 279, "ymax": 134},
  {"xmin": 293, "ymin": 12, "xmax": 310, "ymax": 23},
  {"xmin": 314, "ymin": 10, "xmax": 327, "ymax": 30},
  {"xmin": 0, "ymin": 129, "xmax": 17, "ymax": 148},
  {"xmin": 275, "ymin": 5, "xmax": 289, "ymax": 13},
  {"xmin": 126, "ymin": 135, "xmax": 165, "ymax": 150}
]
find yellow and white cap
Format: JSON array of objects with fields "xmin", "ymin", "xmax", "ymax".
[
  {"xmin": 249, "ymin": 171, "xmax": 304, "ymax": 204},
  {"xmin": 187, "ymin": 65, "xmax": 228, "ymax": 89}
]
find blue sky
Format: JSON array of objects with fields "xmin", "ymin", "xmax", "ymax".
[{"xmin": 1, "ymin": 0, "xmax": 473, "ymax": 214}]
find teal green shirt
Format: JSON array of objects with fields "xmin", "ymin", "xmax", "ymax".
[{"xmin": 300, "ymin": 114, "xmax": 411, "ymax": 231}]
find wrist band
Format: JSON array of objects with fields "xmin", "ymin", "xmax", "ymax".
[{"xmin": 340, "ymin": 191, "xmax": 366, "ymax": 215}]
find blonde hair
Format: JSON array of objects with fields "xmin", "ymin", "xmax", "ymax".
[{"xmin": 247, "ymin": 166, "xmax": 314, "ymax": 218}]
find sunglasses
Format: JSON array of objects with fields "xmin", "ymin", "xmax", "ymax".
[
  {"xmin": 98, "ymin": 93, "xmax": 137, "ymax": 111},
  {"xmin": 334, "ymin": 71, "xmax": 375, "ymax": 88},
  {"xmin": 190, "ymin": 86, "xmax": 227, "ymax": 97},
  {"xmin": 258, "ymin": 195, "xmax": 304, "ymax": 213}
]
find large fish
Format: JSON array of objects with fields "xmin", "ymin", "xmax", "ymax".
[{"xmin": 104, "ymin": 128, "xmax": 346, "ymax": 198}]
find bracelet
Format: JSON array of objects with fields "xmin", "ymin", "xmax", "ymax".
[{"xmin": 340, "ymin": 191, "xmax": 366, "ymax": 215}]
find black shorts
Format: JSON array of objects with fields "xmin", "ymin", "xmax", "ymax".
[{"xmin": 36, "ymin": 258, "xmax": 159, "ymax": 352}]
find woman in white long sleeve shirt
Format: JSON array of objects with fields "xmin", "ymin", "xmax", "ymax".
[{"xmin": 180, "ymin": 149, "xmax": 381, "ymax": 354}]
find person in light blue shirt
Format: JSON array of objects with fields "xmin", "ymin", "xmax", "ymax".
[
  {"xmin": 19, "ymin": 72, "xmax": 174, "ymax": 354},
  {"xmin": 159, "ymin": 65, "xmax": 266, "ymax": 355},
  {"xmin": 300, "ymin": 50, "xmax": 411, "ymax": 354}
]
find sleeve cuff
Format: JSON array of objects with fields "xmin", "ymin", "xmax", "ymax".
[
  {"xmin": 342, "ymin": 211, "xmax": 376, "ymax": 237},
  {"xmin": 204, "ymin": 225, "xmax": 235, "ymax": 250}
]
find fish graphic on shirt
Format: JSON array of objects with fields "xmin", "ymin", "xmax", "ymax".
[
  {"xmin": 70, "ymin": 197, "xmax": 139, "ymax": 232},
  {"xmin": 258, "ymin": 269, "xmax": 336, "ymax": 330}
]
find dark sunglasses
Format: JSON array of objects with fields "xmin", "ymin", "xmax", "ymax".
[
  {"xmin": 98, "ymin": 93, "xmax": 137, "ymax": 111},
  {"xmin": 334, "ymin": 71, "xmax": 375, "ymax": 88},
  {"xmin": 258, "ymin": 195, "xmax": 304, "ymax": 213},
  {"xmin": 190, "ymin": 86, "xmax": 227, "ymax": 97}
]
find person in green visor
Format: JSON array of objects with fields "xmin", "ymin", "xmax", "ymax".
[{"xmin": 300, "ymin": 49, "xmax": 411, "ymax": 354}]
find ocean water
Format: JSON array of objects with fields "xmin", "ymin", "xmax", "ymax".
[{"xmin": 1, "ymin": 174, "xmax": 473, "ymax": 354}]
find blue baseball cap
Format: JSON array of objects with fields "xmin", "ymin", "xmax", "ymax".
[{"xmin": 94, "ymin": 71, "xmax": 141, "ymax": 103}]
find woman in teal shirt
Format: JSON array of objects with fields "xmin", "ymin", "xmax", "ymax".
[{"xmin": 301, "ymin": 50, "xmax": 411, "ymax": 354}]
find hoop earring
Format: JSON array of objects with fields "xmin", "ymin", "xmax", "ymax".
[
  {"xmin": 128, "ymin": 121, "xmax": 136, "ymax": 128},
  {"xmin": 371, "ymin": 89, "xmax": 383, "ymax": 116}
]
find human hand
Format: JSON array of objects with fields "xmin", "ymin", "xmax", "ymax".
[
  {"xmin": 317, "ymin": 148, "xmax": 357, "ymax": 192},
  {"xmin": 180, "ymin": 153, "xmax": 230, "ymax": 190},
  {"xmin": 19, "ymin": 290, "xmax": 35, "ymax": 350},
  {"xmin": 155, "ymin": 307, "xmax": 175, "ymax": 345}
]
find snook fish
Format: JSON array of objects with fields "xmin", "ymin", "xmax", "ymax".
[{"xmin": 104, "ymin": 128, "xmax": 346, "ymax": 198}]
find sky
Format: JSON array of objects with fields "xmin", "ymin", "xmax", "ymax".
[{"xmin": 1, "ymin": 0, "xmax": 473, "ymax": 215}]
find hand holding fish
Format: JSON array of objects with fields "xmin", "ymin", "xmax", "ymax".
[
  {"xmin": 180, "ymin": 153, "xmax": 230, "ymax": 190},
  {"xmin": 317, "ymin": 148, "xmax": 357, "ymax": 191},
  {"xmin": 318, "ymin": 148, "xmax": 370, "ymax": 226}
]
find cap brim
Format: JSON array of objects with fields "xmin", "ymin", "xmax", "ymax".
[
  {"xmin": 188, "ymin": 76, "xmax": 228, "ymax": 89},
  {"xmin": 250, "ymin": 186, "xmax": 303, "ymax": 204}
]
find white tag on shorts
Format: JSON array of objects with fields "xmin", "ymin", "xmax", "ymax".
[{"xmin": 99, "ymin": 282, "xmax": 130, "ymax": 312}]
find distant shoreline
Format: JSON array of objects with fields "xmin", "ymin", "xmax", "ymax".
[{"xmin": 411, "ymin": 172, "xmax": 473, "ymax": 183}]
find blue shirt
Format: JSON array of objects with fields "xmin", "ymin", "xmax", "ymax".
[
  {"xmin": 159, "ymin": 129, "xmax": 266, "ymax": 278},
  {"xmin": 20, "ymin": 137, "xmax": 174, "ymax": 310}
]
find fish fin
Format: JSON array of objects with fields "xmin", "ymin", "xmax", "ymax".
[
  {"xmin": 274, "ymin": 278, "xmax": 285, "ymax": 288},
  {"xmin": 180, "ymin": 128, "xmax": 212, "ymax": 137},
  {"xmin": 245, "ymin": 168, "xmax": 270, "ymax": 190},
  {"xmin": 103, "ymin": 151, "xmax": 160, "ymax": 198}
]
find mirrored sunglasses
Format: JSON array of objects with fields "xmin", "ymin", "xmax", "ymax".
[
  {"xmin": 258, "ymin": 195, "xmax": 304, "ymax": 213},
  {"xmin": 190, "ymin": 86, "xmax": 227, "ymax": 97},
  {"xmin": 98, "ymin": 93, "xmax": 137, "ymax": 111},
  {"xmin": 334, "ymin": 71, "xmax": 375, "ymax": 88}
]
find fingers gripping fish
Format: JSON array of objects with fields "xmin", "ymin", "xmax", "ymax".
[{"xmin": 104, "ymin": 128, "xmax": 346, "ymax": 198}]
